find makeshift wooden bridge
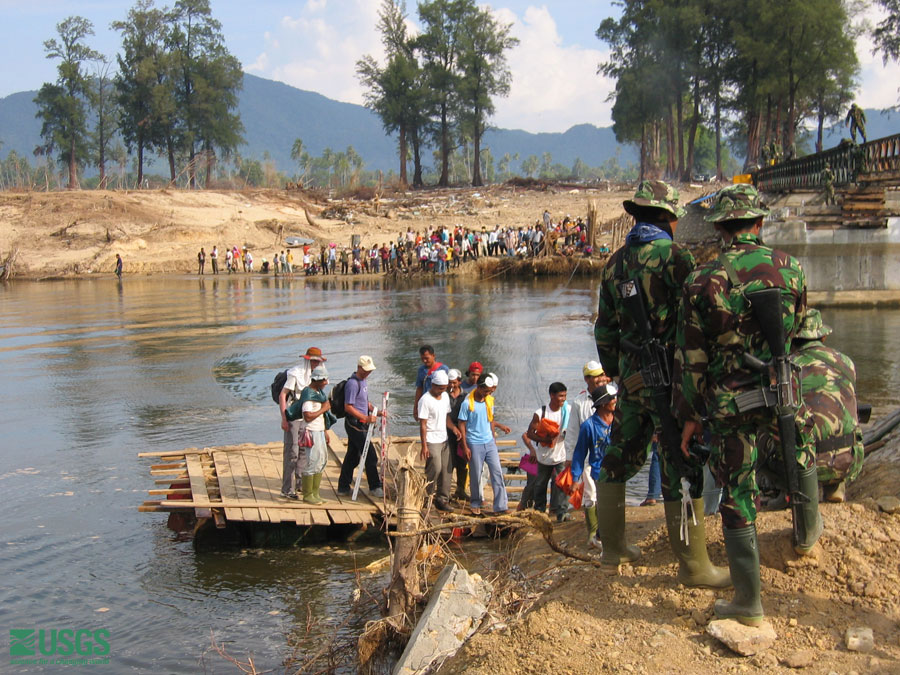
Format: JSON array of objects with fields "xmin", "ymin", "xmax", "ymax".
[{"xmin": 139, "ymin": 433, "xmax": 528, "ymax": 531}]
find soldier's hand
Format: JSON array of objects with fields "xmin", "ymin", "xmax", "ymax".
[{"xmin": 681, "ymin": 420, "xmax": 703, "ymax": 459}]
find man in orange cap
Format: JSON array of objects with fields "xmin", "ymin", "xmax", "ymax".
[{"xmin": 279, "ymin": 347, "xmax": 327, "ymax": 498}]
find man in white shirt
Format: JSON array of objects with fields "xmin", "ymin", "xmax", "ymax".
[
  {"xmin": 279, "ymin": 347, "xmax": 326, "ymax": 498},
  {"xmin": 523, "ymin": 382, "xmax": 572, "ymax": 521},
  {"xmin": 418, "ymin": 370, "xmax": 460, "ymax": 512}
]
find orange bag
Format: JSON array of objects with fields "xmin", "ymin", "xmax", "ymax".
[
  {"xmin": 554, "ymin": 466, "xmax": 574, "ymax": 494},
  {"xmin": 568, "ymin": 481, "xmax": 584, "ymax": 510},
  {"xmin": 535, "ymin": 417, "xmax": 560, "ymax": 446}
]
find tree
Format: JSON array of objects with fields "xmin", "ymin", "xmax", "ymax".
[
  {"xmin": 456, "ymin": 6, "xmax": 517, "ymax": 186},
  {"xmin": 112, "ymin": 0, "xmax": 172, "ymax": 187},
  {"xmin": 167, "ymin": 0, "xmax": 243, "ymax": 188},
  {"xmin": 416, "ymin": 0, "xmax": 474, "ymax": 187},
  {"xmin": 90, "ymin": 58, "xmax": 118, "ymax": 188},
  {"xmin": 290, "ymin": 138, "xmax": 310, "ymax": 185},
  {"xmin": 35, "ymin": 16, "xmax": 101, "ymax": 189},
  {"xmin": 873, "ymin": 0, "xmax": 900, "ymax": 69},
  {"xmin": 357, "ymin": 0, "xmax": 426, "ymax": 187},
  {"xmin": 521, "ymin": 154, "xmax": 539, "ymax": 178}
]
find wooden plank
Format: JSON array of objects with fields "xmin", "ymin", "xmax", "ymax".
[
  {"xmin": 294, "ymin": 509, "xmax": 312, "ymax": 526},
  {"xmin": 185, "ymin": 455, "xmax": 211, "ymax": 510},
  {"xmin": 227, "ymin": 452, "xmax": 260, "ymax": 522},
  {"xmin": 148, "ymin": 488, "xmax": 192, "ymax": 495},
  {"xmin": 153, "ymin": 476, "xmax": 187, "ymax": 484},
  {"xmin": 213, "ymin": 452, "xmax": 242, "ymax": 521},
  {"xmin": 241, "ymin": 450, "xmax": 274, "ymax": 522},
  {"xmin": 327, "ymin": 509, "xmax": 353, "ymax": 524},
  {"xmin": 310, "ymin": 508, "xmax": 331, "ymax": 526}
]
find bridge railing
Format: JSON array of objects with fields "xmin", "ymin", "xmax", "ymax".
[{"xmin": 756, "ymin": 132, "xmax": 900, "ymax": 192}]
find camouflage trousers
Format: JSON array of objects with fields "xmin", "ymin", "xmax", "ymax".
[
  {"xmin": 815, "ymin": 431, "xmax": 864, "ymax": 485},
  {"xmin": 708, "ymin": 413, "xmax": 815, "ymax": 530},
  {"xmin": 597, "ymin": 394, "xmax": 691, "ymax": 501}
]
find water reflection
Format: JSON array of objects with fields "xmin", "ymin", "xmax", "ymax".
[{"xmin": 1, "ymin": 276, "xmax": 898, "ymax": 671}]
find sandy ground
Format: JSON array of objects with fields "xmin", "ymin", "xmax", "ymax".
[
  {"xmin": 440, "ymin": 433, "xmax": 900, "ymax": 674},
  {"xmin": 0, "ymin": 183, "xmax": 715, "ymax": 278}
]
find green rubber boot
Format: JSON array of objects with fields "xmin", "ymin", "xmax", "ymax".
[
  {"xmin": 584, "ymin": 503, "xmax": 599, "ymax": 540},
  {"xmin": 793, "ymin": 465, "xmax": 824, "ymax": 555},
  {"xmin": 302, "ymin": 475, "xmax": 321, "ymax": 504},
  {"xmin": 596, "ymin": 482, "xmax": 641, "ymax": 565},
  {"xmin": 714, "ymin": 526, "xmax": 764, "ymax": 626},
  {"xmin": 664, "ymin": 499, "xmax": 732, "ymax": 588},
  {"xmin": 313, "ymin": 473, "xmax": 328, "ymax": 504}
]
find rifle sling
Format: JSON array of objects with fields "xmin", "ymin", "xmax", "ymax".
[{"xmin": 815, "ymin": 432, "xmax": 855, "ymax": 454}]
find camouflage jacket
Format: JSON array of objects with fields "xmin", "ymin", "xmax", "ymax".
[
  {"xmin": 594, "ymin": 235, "xmax": 695, "ymax": 383},
  {"xmin": 673, "ymin": 232, "xmax": 807, "ymax": 423},
  {"xmin": 793, "ymin": 340, "xmax": 864, "ymax": 481}
]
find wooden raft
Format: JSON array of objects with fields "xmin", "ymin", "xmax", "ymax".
[
  {"xmin": 138, "ymin": 431, "xmax": 382, "ymax": 527},
  {"xmin": 139, "ymin": 433, "xmax": 537, "ymax": 528}
]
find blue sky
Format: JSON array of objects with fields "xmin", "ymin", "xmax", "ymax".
[{"xmin": 1, "ymin": 0, "xmax": 897, "ymax": 133}]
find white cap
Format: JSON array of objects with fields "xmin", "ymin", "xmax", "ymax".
[
  {"xmin": 431, "ymin": 370, "xmax": 449, "ymax": 386},
  {"xmin": 447, "ymin": 369, "xmax": 462, "ymax": 381},
  {"xmin": 358, "ymin": 355, "xmax": 376, "ymax": 372}
]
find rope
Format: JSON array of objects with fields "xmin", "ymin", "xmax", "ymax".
[{"xmin": 679, "ymin": 476, "xmax": 696, "ymax": 544}]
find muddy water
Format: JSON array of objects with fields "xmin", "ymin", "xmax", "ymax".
[{"xmin": 0, "ymin": 275, "xmax": 896, "ymax": 671}]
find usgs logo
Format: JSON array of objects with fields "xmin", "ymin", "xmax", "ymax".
[{"xmin": 10, "ymin": 628, "xmax": 110, "ymax": 657}]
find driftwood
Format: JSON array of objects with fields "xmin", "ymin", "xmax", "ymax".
[
  {"xmin": 385, "ymin": 451, "xmax": 427, "ymax": 628},
  {"xmin": 388, "ymin": 510, "xmax": 604, "ymax": 568},
  {"xmin": 587, "ymin": 199, "xmax": 599, "ymax": 252},
  {"xmin": 304, "ymin": 208, "xmax": 319, "ymax": 228},
  {"xmin": 863, "ymin": 405, "xmax": 900, "ymax": 453}
]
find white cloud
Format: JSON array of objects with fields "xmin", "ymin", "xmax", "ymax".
[
  {"xmin": 855, "ymin": 18, "xmax": 900, "ymax": 110},
  {"xmin": 490, "ymin": 6, "xmax": 614, "ymax": 132},
  {"xmin": 251, "ymin": 1, "xmax": 383, "ymax": 104}
]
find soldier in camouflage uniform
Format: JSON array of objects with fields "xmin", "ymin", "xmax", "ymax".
[
  {"xmin": 846, "ymin": 103, "xmax": 867, "ymax": 144},
  {"xmin": 673, "ymin": 183, "xmax": 821, "ymax": 626},
  {"xmin": 594, "ymin": 180, "xmax": 730, "ymax": 588},
  {"xmin": 757, "ymin": 308, "xmax": 863, "ymax": 506},
  {"xmin": 821, "ymin": 163, "xmax": 836, "ymax": 206},
  {"xmin": 794, "ymin": 309, "xmax": 864, "ymax": 501}
]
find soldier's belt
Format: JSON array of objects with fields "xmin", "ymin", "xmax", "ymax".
[
  {"xmin": 815, "ymin": 432, "xmax": 855, "ymax": 455},
  {"xmin": 733, "ymin": 387, "xmax": 778, "ymax": 413},
  {"xmin": 622, "ymin": 372, "xmax": 644, "ymax": 394}
]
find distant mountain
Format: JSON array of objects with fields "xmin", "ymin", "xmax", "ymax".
[
  {"xmin": 0, "ymin": 73, "xmax": 635, "ymax": 176},
  {"xmin": 3, "ymin": 73, "xmax": 892, "ymax": 177}
]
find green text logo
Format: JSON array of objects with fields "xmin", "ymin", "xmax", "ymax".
[{"xmin": 9, "ymin": 628, "xmax": 110, "ymax": 665}]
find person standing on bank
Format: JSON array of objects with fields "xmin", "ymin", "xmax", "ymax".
[
  {"xmin": 594, "ymin": 180, "xmax": 729, "ymax": 589},
  {"xmin": 418, "ymin": 369, "xmax": 460, "ymax": 512},
  {"xmin": 114, "ymin": 254, "xmax": 123, "ymax": 279},
  {"xmin": 458, "ymin": 373, "xmax": 512, "ymax": 515},
  {"xmin": 279, "ymin": 347, "xmax": 327, "ymax": 499},
  {"xmin": 523, "ymin": 382, "xmax": 572, "ymax": 521},
  {"xmin": 571, "ymin": 382, "xmax": 619, "ymax": 548},
  {"xmin": 566, "ymin": 361, "xmax": 611, "ymax": 543},
  {"xmin": 338, "ymin": 355, "xmax": 383, "ymax": 498},
  {"xmin": 197, "ymin": 247, "xmax": 206, "ymax": 275},
  {"xmin": 673, "ymin": 184, "xmax": 817, "ymax": 627}
]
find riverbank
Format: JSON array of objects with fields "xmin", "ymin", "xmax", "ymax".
[
  {"xmin": 0, "ymin": 183, "xmax": 709, "ymax": 279},
  {"xmin": 438, "ymin": 428, "xmax": 900, "ymax": 674}
]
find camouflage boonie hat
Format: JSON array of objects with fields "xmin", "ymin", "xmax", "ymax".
[
  {"xmin": 623, "ymin": 180, "xmax": 685, "ymax": 219},
  {"xmin": 705, "ymin": 184, "xmax": 769, "ymax": 223},
  {"xmin": 796, "ymin": 308, "xmax": 833, "ymax": 340}
]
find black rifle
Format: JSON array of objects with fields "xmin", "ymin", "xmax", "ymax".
[
  {"xmin": 616, "ymin": 276, "xmax": 703, "ymax": 497},
  {"xmin": 742, "ymin": 287, "xmax": 808, "ymax": 542}
]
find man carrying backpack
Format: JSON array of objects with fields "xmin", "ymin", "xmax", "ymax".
[{"xmin": 279, "ymin": 347, "xmax": 327, "ymax": 499}]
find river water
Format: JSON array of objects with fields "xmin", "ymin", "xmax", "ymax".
[{"xmin": 1, "ymin": 275, "xmax": 898, "ymax": 671}]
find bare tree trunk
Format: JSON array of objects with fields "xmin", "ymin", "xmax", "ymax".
[
  {"xmin": 385, "ymin": 453, "xmax": 425, "ymax": 629},
  {"xmin": 398, "ymin": 123, "xmax": 408, "ymax": 188}
]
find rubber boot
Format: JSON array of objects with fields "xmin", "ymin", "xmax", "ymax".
[
  {"xmin": 584, "ymin": 503, "xmax": 599, "ymax": 539},
  {"xmin": 822, "ymin": 480, "xmax": 845, "ymax": 503},
  {"xmin": 313, "ymin": 473, "xmax": 328, "ymax": 503},
  {"xmin": 793, "ymin": 465, "xmax": 824, "ymax": 555},
  {"xmin": 302, "ymin": 475, "xmax": 321, "ymax": 505},
  {"xmin": 596, "ymin": 482, "xmax": 640, "ymax": 565},
  {"xmin": 664, "ymin": 499, "xmax": 732, "ymax": 588},
  {"xmin": 714, "ymin": 526, "xmax": 764, "ymax": 626}
]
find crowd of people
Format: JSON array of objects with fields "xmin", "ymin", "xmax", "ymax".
[
  {"xmin": 195, "ymin": 214, "xmax": 597, "ymax": 278},
  {"xmin": 272, "ymin": 179, "xmax": 865, "ymax": 630}
]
